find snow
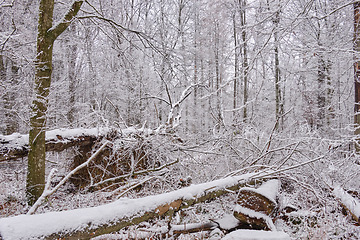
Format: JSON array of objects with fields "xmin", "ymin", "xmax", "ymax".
[
  {"xmin": 0, "ymin": 128, "xmax": 107, "ymax": 150},
  {"xmin": 215, "ymin": 214, "xmax": 240, "ymax": 230},
  {"xmin": 171, "ymin": 222, "xmax": 210, "ymax": 232},
  {"xmin": 222, "ymin": 230, "xmax": 290, "ymax": 240},
  {"xmin": 0, "ymin": 127, "xmax": 150, "ymax": 151},
  {"xmin": 333, "ymin": 186, "xmax": 360, "ymax": 220},
  {"xmin": 239, "ymin": 179, "xmax": 279, "ymax": 205},
  {"xmin": 233, "ymin": 205, "xmax": 276, "ymax": 231},
  {"xmin": 0, "ymin": 173, "xmax": 254, "ymax": 239}
]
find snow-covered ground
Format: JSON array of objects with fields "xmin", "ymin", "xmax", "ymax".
[
  {"xmin": 0, "ymin": 173, "xmax": 254, "ymax": 239},
  {"xmin": 222, "ymin": 229, "xmax": 290, "ymax": 240}
]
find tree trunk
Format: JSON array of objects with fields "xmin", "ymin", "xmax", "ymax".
[
  {"xmin": 273, "ymin": 3, "xmax": 283, "ymax": 130},
  {"xmin": 354, "ymin": 1, "xmax": 360, "ymax": 151},
  {"xmin": 27, "ymin": 0, "xmax": 83, "ymax": 205},
  {"xmin": 233, "ymin": 12, "xmax": 239, "ymax": 115},
  {"xmin": 240, "ymin": 0, "xmax": 249, "ymax": 122},
  {"xmin": 67, "ymin": 25, "xmax": 78, "ymax": 127},
  {"xmin": 214, "ymin": 22, "xmax": 223, "ymax": 128}
]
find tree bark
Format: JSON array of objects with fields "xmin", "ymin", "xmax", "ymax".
[
  {"xmin": 27, "ymin": 0, "xmax": 83, "ymax": 205},
  {"xmin": 273, "ymin": 2, "xmax": 283, "ymax": 130},
  {"xmin": 240, "ymin": 0, "xmax": 248, "ymax": 122},
  {"xmin": 233, "ymin": 12, "xmax": 239, "ymax": 115},
  {"xmin": 354, "ymin": 1, "xmax": 360, "ymax": 151}
]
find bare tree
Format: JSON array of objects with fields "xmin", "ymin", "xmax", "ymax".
[{"xmin": 27, "ymin": 0, "xmax": 83, "ymax": 205}]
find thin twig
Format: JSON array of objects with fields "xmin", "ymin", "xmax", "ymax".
[
  {"xmin": 252, "ymin": 154, "xmax": 326, "ymax": 180},
  {"xmin": 90, "ymin": 159, "xmax": 179, "ymax": 189}
]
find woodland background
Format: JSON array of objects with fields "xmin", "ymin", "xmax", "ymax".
[{"xmin": 0, "ymin": 0, "xmax": 360, "ymax": 239}]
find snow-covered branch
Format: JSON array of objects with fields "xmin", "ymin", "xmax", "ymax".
[{"xmin": 48, "ymin": 1, "xmax": 84, "ymax": 41}]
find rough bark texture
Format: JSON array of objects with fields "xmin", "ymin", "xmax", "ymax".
[
  {"xmin": 27, "ymin": 0, "xmax": 56, "ymax": 206},
  {"xmin": 27, "ymin": 0, "xmax": 83, "ymax": 205},
  {"xmin": 354, "ymin": 2, "xmax": 360, "ymax": 151}
]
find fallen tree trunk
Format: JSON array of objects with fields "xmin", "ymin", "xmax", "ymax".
[
  {"xmin": 0, "ymin": 127, "xmax": 149, "ymax": 162},
  {"xmin": 0, "ymin": 128, "xmax": 110, "ymax": 161},
  {"xmin": 0, "ymin": 173, "xmax": 261, "ymax": 240}
]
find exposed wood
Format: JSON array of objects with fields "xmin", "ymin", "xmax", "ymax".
[
  {"xmin": 236, "ymin": 189, "xmax": 276, "ymax": 215},
  {"xmin": 233, "ymin": 180, "xmax": 279, "ymax": 230}
]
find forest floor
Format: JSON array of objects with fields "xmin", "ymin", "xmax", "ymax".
[{"xmin": 0, "ymin": 128, "xmax": 360, "ymax": 239}]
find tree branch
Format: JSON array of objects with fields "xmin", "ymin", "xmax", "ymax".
[{"xmin": 48, "ymin": 1, "xmax": 84, "ymax": 41}]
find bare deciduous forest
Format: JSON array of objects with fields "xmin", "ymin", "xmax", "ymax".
[{"xmin": 0, "ymin": 0, "xmax": 360, "ymax": 239}]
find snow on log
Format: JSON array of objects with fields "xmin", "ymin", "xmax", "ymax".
[
  {"xmin": 333, "ymin": 186, "xmax": 360, "ymax": 224},
  {"xmin": 233, "ymin": 206, "xmax": 276, "ymax": 231},
  {"xmin": 0, "ymin": 173, "xmax": 257, "ymax": 240},
  {"xmin": 221, "ymin": 229, "xmax": 290, "ymax": 240},
  {"xmin": 234, "ymin": 179, "xmax": 279, "ymax": 230},
  {"xmin": 0, "ymin": 127, "xmax": 149, "ymax": 161}
]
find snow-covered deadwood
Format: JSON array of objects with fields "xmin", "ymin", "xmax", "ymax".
[
  {"xmin": 0, "ymin": 173, "xmax": 263, "ymax": 239},
  {"xmin": 333, "ymin": 186, "xmax": 360, "ymax": 224},
  {"xmin": 233, "ymin": 180, "xmax": 279, "ymax": 230},
  {"xmin": 0, "ymin": 127, "xmax": 150, "ymax": 161},
  {"xmin": 0, "ymin": 128, "xmax": 108, "ymax": 161}
]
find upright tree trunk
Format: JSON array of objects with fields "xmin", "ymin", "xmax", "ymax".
[
  {"xmin": 214, "ymin": 22, "xmax": 223, "ymax": 127},
  {"xmin": 233, "ymin": 12, "xmax": 239, "ymax": 115},
  {"xmin": 240, "ymin": 0, "xmax": 248, "ymax": 122},
  {"xmin": 273, "ymin": 4, "xmax": 283, "ymax": 130},
  {"xmin": 354, "ymin": 1, "xmax": 360, "ymax": 150},
  {"xmin": 27, "ymin": 0, "xmax": 55, "ymax": 205},
  {"xmin": 67, "ymin": 25, "xmax": 78, "ymax": 127},
  {"xmin": 317, "ymin": 54, "xmax": 326, "ymax": 129},
  {"xmin": 0, "ymin": 56, "xmax": 19, "ymax": 135},
  {"xmin": 27, "ymin": 0, "xmax": 83, "ymax": 205},
  {"xmin": 193, "ymin": 1, "xmax": 199, "ymax": 132}
]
